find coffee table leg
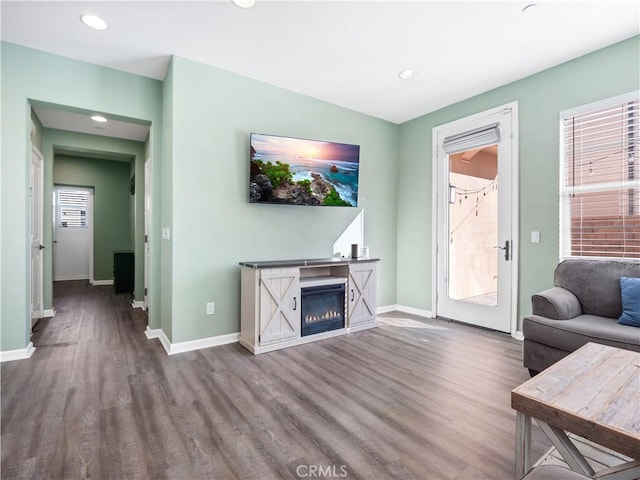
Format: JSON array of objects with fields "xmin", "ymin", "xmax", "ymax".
[{"xmin": 516, "ymin": 411, "xmax": 531, "ymax": 479}]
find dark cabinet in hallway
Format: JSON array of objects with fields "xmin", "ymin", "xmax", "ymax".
[{"xmin": 113, "ymin": 251, "xmax": 134, "ymax": 294}]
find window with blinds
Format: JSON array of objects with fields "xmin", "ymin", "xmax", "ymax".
[
  {"xmin": 56, "ymin": 189, "xmax": 89, "ymax": 228},
  {"xmin": 560, "ymin": 92, "xmax": 639, "ymax": 259}
]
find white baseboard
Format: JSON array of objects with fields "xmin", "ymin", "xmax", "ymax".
[
  {"xmin": 377, "ymin": 304, "xmax": 398, "ymax": 314},
  {"xmin": 55, "ymin": 275, "xmax": 90, "ymax": 281},
  {"xmin": 167, "ymin": 332, "xmax": 240, "ymax": 355},
  {"xmin": 0, "ymin": 342, "xmax": 36, "ymax": 363},
  {"xmin": 514, "ymin": 331, "xmax": 524, "ymax": 341},
  {"xmin": 145, "ymin": 326, "xmax": 239, "ymax": 355},
  {"xmin": 378, "ymin": 304, "xmax": 434, "ymax": 318},
  {"xmin": 92, "ymin": 279, "xmax": 114, "ymax": 286},
  {"xmin": 132, "ymin": 300, "xmax": 146, "ymax": 310},
  {"xmin": 145, "ymin": 326, "xmax": 162, "ymax": 339},
  {"xmin": 42, "ymin": 308, "xmax": 56, "ymax": 318}
]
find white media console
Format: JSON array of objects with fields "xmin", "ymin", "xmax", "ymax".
[{"xmin": 239, "ymin": 257, "xmax": 379, "ymax": 354}]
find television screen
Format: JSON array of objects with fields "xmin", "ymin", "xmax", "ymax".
[{"xmin": 249, "ymin": 133, "xmax": 360, "ymax": 207}]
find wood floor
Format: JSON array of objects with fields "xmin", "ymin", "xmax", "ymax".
[{"xmin": 1, "ymin": 281, "xmax": 550, "ymax": 479}]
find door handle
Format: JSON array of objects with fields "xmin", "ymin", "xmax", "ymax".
[
  {"xmin": 493, "ymin": 240, "xmax": 510, "ymax": 261},
  {"xmin": 39, "ymin": 244, "xmax": 45, "ymax": 250},
  {"xmin": 292, "ymin": 296, "xmax": 297, "ymax": 311}
]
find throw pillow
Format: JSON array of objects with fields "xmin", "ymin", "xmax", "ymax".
[{"xmin": 618, "ymin": 277, "xmax": 640, "ymax": 327}]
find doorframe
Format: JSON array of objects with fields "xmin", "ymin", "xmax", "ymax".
[
  {"xmin": 431, "ymin": 101, "xmax": 519, "ymax": 337},
  {"xmin": 30, "ymin": 144, "xmax": 44, "ymax": 325},
  {"xmin": 144, "ymin": 157, "xmax": 151, "ymax": 312}
]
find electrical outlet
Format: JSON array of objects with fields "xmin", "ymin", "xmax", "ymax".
[{"xmin": 206, "ymin": 302, "xmax": 215, "ymax": 315}]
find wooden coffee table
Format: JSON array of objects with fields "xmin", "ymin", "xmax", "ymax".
[{"xmin": 511, "ymin": 342, "xmax": 640, "ymax": 479}]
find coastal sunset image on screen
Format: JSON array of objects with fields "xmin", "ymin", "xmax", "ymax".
[{"xmin": 249, "ymin": 133, "xmax": 360, "ymax": 207}]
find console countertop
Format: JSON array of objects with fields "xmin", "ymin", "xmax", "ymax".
[{"xmin": 239, "ymin": 257, "xmax": 380, "ymax": 269}]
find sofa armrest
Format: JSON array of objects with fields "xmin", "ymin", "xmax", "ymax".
[{"xmin": 532, "ymin": 287, "xmax": 582, "ymax": 320}]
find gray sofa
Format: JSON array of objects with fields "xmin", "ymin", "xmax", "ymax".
[{"xmin": 523, "ymin": 259, "xmax": 640, "ymax": 375}]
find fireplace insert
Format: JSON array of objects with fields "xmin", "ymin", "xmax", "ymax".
[{"xmin": 300, "ymin": 283, "xmax": 346, "ymax": 336}]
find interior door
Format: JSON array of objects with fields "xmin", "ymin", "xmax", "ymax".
[
  {"xmin": 144, "ymin": 158, "xmax": 151, "ymax": 311},
  {"xmin": 53, "ymin": 187, "xmax": 91, "ymax": 281},
  {"xmin": 30, "ymin": 146, "xmax": 44, "ymax": 324},
  {"xmin": 434, "ymin": 104, "xmax": 517, "ymax": 333}
]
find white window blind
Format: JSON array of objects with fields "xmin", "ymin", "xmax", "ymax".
[
  {"xmin": 560, "ymin": 92, "xmax": 640, "ymax": 259},
  {"xmin": 56, "ymin": 189, "xmax": 89, "ymax": 228},
  {"xmin": 443, "ymin": 123, "xmax": 500, "ymax": 155}
]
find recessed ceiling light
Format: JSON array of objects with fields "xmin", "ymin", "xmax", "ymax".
[
  {"xmin": 81, "ymin": 14, "xmax": 108, "ymax": 31},
  {"xmin": 231, "ymin": 0, "xmax": 256, "ymax": 8},
  {"xmin": 398, "ymin": 69, "xmax": 417, "ymax": 80},
  {"xmin": 91, "ymin": 115, "xmax": 108, "ymax": 123}
]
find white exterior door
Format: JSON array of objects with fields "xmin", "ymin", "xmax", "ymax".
[
  {"xmin": 53, "ymin": 187, "xmax": 91, "ymax": 281},
  {"xmin": 30, "ymin": 146, "xmax": 44, "ymax": 324},
  {"xmin": 433, "ymin": 103, "xmax": 518, "ymax": 334}
]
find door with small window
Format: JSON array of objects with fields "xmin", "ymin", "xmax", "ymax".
[{"xmin": 53, "ymin": 187, "xmax": 92, "ymax": 281}]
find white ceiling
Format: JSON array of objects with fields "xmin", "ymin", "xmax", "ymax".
[
  {"xmin": 2, "ymin": 0, "xmax": 639, "ymax": 137},
  {"xmin": 33, "ymin": 105, "xmax": 150, "ymax": 141}
]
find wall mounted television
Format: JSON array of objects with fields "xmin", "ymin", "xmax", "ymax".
[{"xmin": 249, "ymin": 133, "xmax": 360, "ymax": 207}]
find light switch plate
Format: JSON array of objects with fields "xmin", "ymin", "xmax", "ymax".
[{"xmin": 531, "ymin": 231, "xmax": 540, "ymax": 243}]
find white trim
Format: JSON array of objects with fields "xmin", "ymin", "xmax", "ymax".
[
  {"xmin": 89, "ymin": 191, "xmax": 95, "ymax": 284},
  {"xmin": 91, "ymin": 279, "xmax": 114, "ymax": 286},
  {"xmin": 31, "ymin": 308, "xmax": 56, "ymax": 320},
  {"xmin": 395, "ymin": 304, "xmax": 434, "ymax": 319},
  {"xmin": 55, "ymin": 275, "xmax": 90, "ymax": 281},
  {"xmin": 167, "ymin": 333, "xmax": 240, "ymax": 355},
  {"xmin": 514, "ymin": 331, "xmax": 524, "ymax": 341},
  {"xmin": 144, "ymin": 325, "xmax": 162, "ymax": 339},
  {"xmin": 0, "ymin": 342, "xmax": 36, "ymax": 362},
  {"xmin": 378, "ymin": 304, "xmax": 434, "ymax": 318},
  {"xmin": 432, "ymin": 101, "xmax": 519, "ymax": 337},
  {"xmin": 131, "ymin": 300, "xmax": 146, "ymax": 310},
  {"xmin": 145, "ymin": 326, "xmax": 239, "ymax": 356},
  {"xmin": 376, "ymin": 304, "xmax": 398, "ymax": 314},
  {"xmin": 560, "ymin": 90, "xmax": 639, "ymax": 118}
]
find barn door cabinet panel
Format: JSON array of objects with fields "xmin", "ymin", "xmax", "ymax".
[
  {"xmin": 240, "ymin": 267, "xmax": 301, "ymax": 352},
  {"xmin": 347, "ymin": 260, "xmax": 378, "ymax": 330}
]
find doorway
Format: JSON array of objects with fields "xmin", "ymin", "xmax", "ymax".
[
  {"xmin": 433, "ymin": 103, "xmax": 518, "ymax": 334},
  {"xmin": 52, "ymin": 186, "xmax": 93, "ymax": 282}
]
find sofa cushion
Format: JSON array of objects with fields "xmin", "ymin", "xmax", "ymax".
[
  {"xmin": 554, "ymin": 259, "xmax": 640, "ymax": 318},
  {"xmin": 523, "ymin": 314, "xmax": 640, "ymax": 353},
  {"xmin": 618, "ymin": 277, "xmax": 640, "ymax": 327}
]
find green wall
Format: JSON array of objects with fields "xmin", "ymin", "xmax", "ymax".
[
  {"xmin": 397, "ymin": 35, "xmax": 640, "ymax": 328},
  {"xmin": 167, "ymin": 56, "xmax": 399, "ymax": 343},
  {"xmin": 42, "ymin": 130, "xmax": 146, "ymax": 310},
  {"xmin": 2, "ymin": 35, "xmax": 638, "ymax": 353},
  {"xmin": 1, "ymin": 42, "xmax": 162, "ymax": 351},
  {"xmin": 54, "ymin": 154, "xmax": 132, "ymax": 282}
]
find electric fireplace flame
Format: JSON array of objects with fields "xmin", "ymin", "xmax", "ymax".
[
  {"xmin": 305, "ymin": 310, "xmax": 341, "ymax": 324},
  {"xmin": 300, "ymin": 283, "xmax": 345, "ymax": 336}
]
